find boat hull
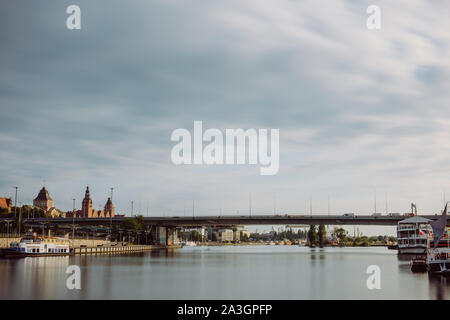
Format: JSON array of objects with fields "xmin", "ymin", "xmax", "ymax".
[
  {"xmin": 428, "ymin": 262, "xmax": 450, "ymax": 274},
  {"xmin": 0, "ymin": 248, "xmax": 73, "ymax": 259},
  {"xmin": 398, "ymin": 247, "xmax": 426, "ymax": 254}
]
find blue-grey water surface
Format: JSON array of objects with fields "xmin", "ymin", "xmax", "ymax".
[{"xmin": 0, "ymin": 246, "xmax": 448, "ymax": 299}]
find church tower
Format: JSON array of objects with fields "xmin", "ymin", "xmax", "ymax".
[
  {"xmin": 81, "ymin": 186, "xmax": 93, "ymax": 218},
  {"xmin": 104, "ymin": 197, "xmax": 115, "ymax": 218}
]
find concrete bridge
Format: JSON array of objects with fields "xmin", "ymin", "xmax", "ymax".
[
  {"xmin": 1, "ymin": 214, "xmax": 444, "ymax": 246},
  {"xmin": 2, "ymin": 214, "xmax": 444, "ymax": 227}
]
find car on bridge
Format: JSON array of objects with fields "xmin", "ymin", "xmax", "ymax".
[{"xmin": 342, "ymin": 213, "xmax": 355, "ymax": 217}]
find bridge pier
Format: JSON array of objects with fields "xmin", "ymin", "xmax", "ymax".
[{"xmin": 153, "ymin": 226, "xmax": 177, "ymax": 246}]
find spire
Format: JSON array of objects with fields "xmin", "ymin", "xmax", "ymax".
[{"xmin": 84, "ymin": 186, "xmax": 90, "ymax": 199}]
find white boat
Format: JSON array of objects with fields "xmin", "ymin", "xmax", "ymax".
[
  {"xmin": 182, "ymin": 241, "xmax": 197, "ymax": 247},
  {"xmin": 0, "ymin": 233, "xmax": 72, "ymax": 258},
  {"xmin": 427, "ymin": 231, "xmax": 450, "ymax": 274},
  {"xmin": 426, "ymin": 204, "xmax": 450, "ymax": 274},
  {"xmin": 397, "ymin": 216, "xmax": 431, "ymax": 254}
]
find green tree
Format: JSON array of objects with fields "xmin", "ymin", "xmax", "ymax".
[
  {"xmin": 332, "ymin": 227, "xmax": 347, "ymax": 244},
  {"xmin": 307, "ymin": 225, "xmax": 317, "ymax": 247},
  {"xmin": 318, "ymin": 225, "xmax": 326, "ymax": 247},
  {"xmin": 120, "ymin": 215, "xmax": 145, "ymax": 242}
]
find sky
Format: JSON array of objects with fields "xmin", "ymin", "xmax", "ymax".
[{"xmin": 1, "ymin": 1, "xmax": 450, "ymax": 236}]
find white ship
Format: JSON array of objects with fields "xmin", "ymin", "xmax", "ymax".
[
  {"xmin": 427, "ymin": 229, "xmax": 450, "ymax": 274},
  {"xmin": 0, "ymin": 233, "xmax": 72, "ymax": 258},
  {"xmin": 397, "ymin": 216, "xmax": 431, "ymax": 254},
  {"xmin": 427, "ymin": 203, "xmax": 449, "ymax": 274}
]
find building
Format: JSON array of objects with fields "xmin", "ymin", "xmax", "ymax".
[
  {"xmin": 67, "ymin": 186, "xmax": 115, "ymax": 218},
  {"xmin": 233, "ymin": 230, "xmax": 240, "ymax": 241},
  {"xmin": 0, "ymin": 197, "xmax": 12, "ymax": 214},
  {"xmin": 218, "ymin": 229, "xmax": 234, "ymax": 242},
  {"xmin": 32, "ymin": 187, "xmax": 61, "ymax": 217},
  {"xmin": 33, "ymin": 187, "xmax": 54, "ymax": 211},
  {"xmin": 240, "ymin": 230, "xmax": 250, "ymax": 240}
]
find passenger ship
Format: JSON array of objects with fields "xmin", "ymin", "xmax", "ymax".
[
  {"xmin": 0, "ymin": 232, "xmax": 72, "ymax": 258},
  {"xmin": 397, "ymin": 216, "xmax": 432, "ymax": 254},
  {"xmin": 427, "ymin": 227, "xmax": 450, "ymax": 274}
]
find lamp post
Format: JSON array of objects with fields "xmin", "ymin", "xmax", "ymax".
[
  {"xmin": 18, "ymin": 202, "xmax": 22, "ymax": 235},
  {"xmin": 12, "ymin": 186, "xmax": 18, "ymax": 219},
  {"xmin": 72, "ymin": 198, "xmax": 76, "ymax": 240},
  {"xmin": 110, "ymin": 188, "xmax": 113, "ymax": 239}
]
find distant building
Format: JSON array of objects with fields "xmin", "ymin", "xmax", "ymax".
[
  {"xmin": 33, "ymin": 187, "xmax": 54, "ymax": 212},
  {"xmin": 233, "ymin": 230, "xmax": 240, "ymax": 241},
  {"xmin": 240, "ymin": 230, "xmax": 250, "ymax": 240},
  {"xmin": 0, "ymin": 197, "xmax": 12, "ymax": 214},
  {"xmin": 218, "ymin": 229, "xmax": 233, "ymax": 242},
  {"xmin": 32, "ymin": 187, "xmax": 61, "ymax": 217},
  {"xmin": 67, "ymin": 186, "xmax": 115, "ymax": 218}
]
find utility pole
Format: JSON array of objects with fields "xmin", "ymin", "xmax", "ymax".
[
  {"xmin": 192, "ymin": 200, "xmax": 195, "ymax": 219},
  {"xmin": 18, "ymin": 202, "xmax": 22, "ymax": 234},
  {"xmin": 72, "ymin": 198, "xmax": 76, "ymax": 239},
  {"xmin": 273, "ymin": 194, "xmax": 277, "ymax": 215},
  {"xmin": 249, "ymin": 193, "xmax": 252, "ymax": 218},
  {"xmin": 131, "ymin": 201, "xmax": 134, "ymax": 216},
  {"xmin": 374, "ymin": 189, "xmax": 377, "ymax": 214},
  {"xmin": 385, "ymin": 192, "xmax": 388, "ymax": 215},
  {"xmin": 13, "ymin": 186, "xmax": 18, "ymax": 219},
  {"xmin": 110, "ymin": 188, "xmax": 113, "ymax": 239},
  {"xmin": 328, "ymin": 195, "xmax": 330, "ymax": 216},
  {"xmin": 310, "ymin": 194, "xmax": 312, "ymax": 217}
]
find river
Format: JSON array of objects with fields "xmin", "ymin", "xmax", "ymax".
[{"xmin": 0, "ymin": 246, "xmax": 448, "ymax": 299}]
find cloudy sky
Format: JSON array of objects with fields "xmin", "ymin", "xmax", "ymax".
[{"xmin": 1, "ymin": 1, "xmax": 449, "ymax": 235}]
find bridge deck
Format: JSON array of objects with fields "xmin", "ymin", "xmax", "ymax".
[{"xmin": 2, "ymin": 214, "xmax": 444, "ymax": 227}]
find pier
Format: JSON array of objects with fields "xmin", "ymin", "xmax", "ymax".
[{"xmin": 71, "ymin": 244, "xmax": 168, "ymax": 255}]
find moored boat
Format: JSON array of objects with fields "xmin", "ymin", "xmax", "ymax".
[
  {"xmin": 397, "ymin": 216, "xmax": 431, "ymax": 255},
  {"xmin": 0, "ymin": 232, "xmax": 72, "ymax": 258},
  {"xmin": 411, "ymin": 256, "xmax": 427, "ymax": 272},
  {"xmin": 426, "ymin": 203, "xmax": 450, "ymax": 275}
]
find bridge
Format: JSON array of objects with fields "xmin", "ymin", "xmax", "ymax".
[
  {"xmin": 1, "ymin": 214, "xmax": 444, "ymax": 227},
  {"xmin": 1, "ymin": 214, "xmax": 444, "ymax": 246}
]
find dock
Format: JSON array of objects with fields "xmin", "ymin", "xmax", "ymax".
[{"xmin": 71, "ymin": 244, "xmax": 168, "ymax": 255}]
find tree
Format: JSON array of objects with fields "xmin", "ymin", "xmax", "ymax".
[
  {"xmin": 120, "ymin": 215, "xmax": 145, "ymax": 242},
  {"xmin": 332, "ymin": 227, "xmax": 347, "ymax": 244},
  {"xmin": 307, "ymin": 225, "xmax": 317, "ymax": 247},
  {"xmin": 318, "ymin": 225, "xmax": 326, "ymax": 247}
]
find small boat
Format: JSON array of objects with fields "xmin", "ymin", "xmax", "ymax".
[
  {"xmin": 410, "ymin": 256, "xmax": 427, "ymax": 272},
  {"xmin": 181, "ymin": 241, "xmax": 197, "ymax": 247},
  {"xmin": 0, "ymin": 232, "xmax": 72, "ymax": 258}
]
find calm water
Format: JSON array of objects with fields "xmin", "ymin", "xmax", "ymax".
[{"xmin": 0, "ymin": 246, "xmax": 448, "ymax": 299}]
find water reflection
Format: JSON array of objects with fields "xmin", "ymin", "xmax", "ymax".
[{"xmin": 0, "ymin": 247, "xmax": 449, "ymax": 299}]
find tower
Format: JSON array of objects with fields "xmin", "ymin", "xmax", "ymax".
[
  {"xmin": 81, "ymin": 186, "xmax": 93, "ymax": 218},
  {"xmin": 104, "ymin": 197, "xmax": 115, "ymax": 218},
  {"xmin": 33, "ymin": 187, "xmax": 54, "ymax": 211}
]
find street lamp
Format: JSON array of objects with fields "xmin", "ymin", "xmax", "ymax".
[
  {"xmin": 12, "ymin": 186, "xmax": 18, "ymax": 219},
  {"xmin": 72, "ymin": 198, "xmax": 76, "ymax": 240},
  {"xmin": 18, "ymin": 201, "xmax": 22, "ymax": 235}
]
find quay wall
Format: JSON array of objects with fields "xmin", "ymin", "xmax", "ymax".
[{"xmin": 0, "ymin": 237, "xmax": 111, "ymax": 248}]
